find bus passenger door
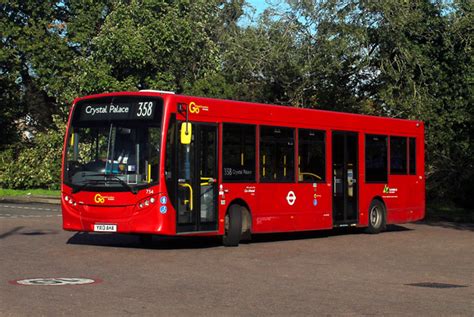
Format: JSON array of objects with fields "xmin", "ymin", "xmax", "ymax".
[
  {"xmin": 332, "ymin": 131, "xmax": 358, "ymax": 226},
  {"xmin": 176, "ymin": 123, "xmax": 218, "ymax": 233}
]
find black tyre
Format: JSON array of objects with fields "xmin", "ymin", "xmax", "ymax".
[
  {"xmin": 366, "ymin": 199, "xmax": 386, "ymax": 234},
  {"xmin": 223, "ymin": 205, "xmax": 242, "ymax": 247}
]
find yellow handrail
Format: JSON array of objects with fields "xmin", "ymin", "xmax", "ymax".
[
  {"xmin": 178, "ymin": 183, "xmax": 193, "ymax": 211},
  {"xmin": 147, "ymin": 164, "xmax": 151, "ymax": 183},
  {"xmin": 200, "ymin": 177, "xmax": 214, "ymax": 186},
  {"xmin": 299, "ymin": 172, "xmax": 322, "ymax": 180}
]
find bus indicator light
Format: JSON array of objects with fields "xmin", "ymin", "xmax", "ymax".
[{"xmin": 160, "ymin": 206, "xmax": 167, "ymax": 214}]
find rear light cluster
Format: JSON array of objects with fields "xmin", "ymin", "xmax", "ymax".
[
  {"xmin": 64, "ymin": 195, "xmax": 77, "ymax": 206},
  {"xmin": 138, "ymin": 196, "xmax": 156, "ymax": 209}
]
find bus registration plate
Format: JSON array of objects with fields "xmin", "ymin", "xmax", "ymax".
[{"xmin": 94, "ymin": 224, "xmax": 117, "ymax": 232}]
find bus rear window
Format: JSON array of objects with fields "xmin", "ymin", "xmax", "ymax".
[
  {"xmin": 409, "ymin": 137, "xmax": 416, "ymax": 175},
  {"xmin": 390, "ymin": 136, "xmax": 407, "ymax": 175}
]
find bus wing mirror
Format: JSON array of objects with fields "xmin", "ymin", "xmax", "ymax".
[{"xmin": 180, "ymin": 122, "xmax": 192, "ymax": 144}]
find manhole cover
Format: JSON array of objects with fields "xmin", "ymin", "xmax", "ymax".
[
  {"xmin": 10, "ymin": 277, "xmax": 100, "ymax": 286},
  {"xmin": 406, "ymin": 282, "xmax": 467, "ymax": 289}
]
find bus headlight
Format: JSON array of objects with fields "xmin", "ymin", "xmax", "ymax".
[
  {"xmin": 64, "ymin": 195, "xmax": 77, "ymax": 207},
  {"xmin": 137, "ymin": 196, "xmax": 157, "ymax": 209}
]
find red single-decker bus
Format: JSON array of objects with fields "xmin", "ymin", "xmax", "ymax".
[{"xmin": 61, "ymin": 90, "xmax": 425, "ymax": 246}]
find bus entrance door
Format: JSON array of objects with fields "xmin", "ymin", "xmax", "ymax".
[
  {"xmin": 332, "ymin": 131, "xmax": 358, "ymax": 226},
  {"xmin": 176, "ymin": 123, "xmax": 218, "ymax": 233}
]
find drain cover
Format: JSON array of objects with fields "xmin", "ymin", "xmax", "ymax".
[
  {"xmin": 10, "ymin": 277, "xmax": 100, "ymax": 286},
  {"xmin": 406, "ymin": 282, "xmax": 467, "ymax": 289}
]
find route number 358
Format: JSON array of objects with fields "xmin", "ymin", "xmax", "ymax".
[{"xmin": 137, "ymin": 102, "xmax": 153, "ymax": 117}]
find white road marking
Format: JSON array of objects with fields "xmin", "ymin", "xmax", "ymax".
[
  {"xmin": 0, "ymin": 214, "xmax": 62, "ymax": 219},
  {"xmin": 0, "ymin": 204, "xmax": 59, "ymax": 212},
  {"xmin": 13, "ymin": 277, "xmax": 97, "ymax": 286},
  {"xmin": 0, "ymin": 204, "xmax": 61, "ymax": 218}
]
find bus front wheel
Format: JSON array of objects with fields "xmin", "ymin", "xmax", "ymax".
[
  {"xmin": 223, "ymin": 205, "xmax": 242, "ymax": 247},
  {"xmin": 366, "ymin": 200, "xmax": 386, "ymax": 234}
]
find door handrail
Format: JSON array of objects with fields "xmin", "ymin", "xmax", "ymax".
[{"xmin": 178, "ymin": 183, "xmax": 193, "ymax": 211}]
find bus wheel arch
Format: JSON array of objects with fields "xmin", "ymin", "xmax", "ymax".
[
  {"xmin": 223, "ymin": 199, "xmax": 252, "ymax": 246},
  {"xmin": 366, "ymin": 197, "xmax": 387, "ymax": 234}
]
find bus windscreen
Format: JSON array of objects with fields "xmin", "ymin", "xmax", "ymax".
[{"xmin": 64, "ymin": 96, "xmax": 163, "ymax": 193}]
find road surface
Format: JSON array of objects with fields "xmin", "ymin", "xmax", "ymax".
[{"xmin": 1, "ymin": 202, "xmax": 473, "ymax": 316}]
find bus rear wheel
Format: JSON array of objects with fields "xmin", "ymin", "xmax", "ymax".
[
  {"xmin": 366, "ymin": 200, "xmax": 386, "ymax": 234},
  {"xmin": 223, "ymin": 205, "xmax": 243, "ymax": 247}
]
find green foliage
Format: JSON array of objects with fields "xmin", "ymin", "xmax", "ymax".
[
  {"xmin": 0, "ymin": 0, "xmax": 472, "ymax": 210},
  {"xmin": 68, "ymin": 0, "xmax": 229, "ymax": 97},
  {"xmin": 0, "ymin": 116, "xmax": 65, "ymax": 189}
]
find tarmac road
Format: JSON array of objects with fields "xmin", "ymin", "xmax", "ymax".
[{"xmin": 1, "ymin": 202, "xmax": 473, "ymax": 316}]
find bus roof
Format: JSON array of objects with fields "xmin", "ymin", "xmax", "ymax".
[{"xmin": 72, "ymin": 91, "xmax": 424, "ymax": 133}]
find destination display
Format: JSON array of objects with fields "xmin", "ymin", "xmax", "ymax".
[{"xmin": 78, "ymin": 101, "xmax": 158, "ymax": 121}]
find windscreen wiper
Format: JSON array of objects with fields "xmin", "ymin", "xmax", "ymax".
[
  {"xmin": 71, "ymin": 179, "xmax": 103, "ymax": 194},
  {"xmin": 87, "ymin": 173, "xmax": 138, "ymax": 194}
]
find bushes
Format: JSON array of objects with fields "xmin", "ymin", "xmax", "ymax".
[{"xmin": 0, "ymin": 117, "xmax": 64, "ymax": 190}]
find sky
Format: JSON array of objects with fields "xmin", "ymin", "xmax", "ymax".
[
  {"xmin": 241, "ymin": 0, "xmax": 289, "ymax": 25},
  {"xmin": 247, "ymin": 0, "xmax": 270, "ymax": 14},
  {"xmin": 246, "ymin": 0, "xmax": 290, "ymax": 14}
]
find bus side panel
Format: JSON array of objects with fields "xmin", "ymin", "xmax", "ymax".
[
  {"xmin": 291, "ymin": 183, "xmax": 332, "ymax": 231},
  {"xmin": 253, "ymin": 183, "xmax": 332, "ymax": 233},
  {"xmin": 385, "ymin": 176, "xmax": 410, "ymax": 223}
]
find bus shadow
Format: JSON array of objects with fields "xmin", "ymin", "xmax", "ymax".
[
  {"xmin": 67, "ymin": 224, "xmax": 411, "ymax": 249},
  {"xmin": 0, "ymin": 226, "xmax": 59, "ymax": 239},
  {"xmin": 248, "ymin": 224, "xmax": 411, "ymax": 244},
  {"xmin": 21, "ymin": 229, "xmax": 59, "ymax": 236},
  {"xmin": 0, "ymin": 226, "xmax": 25, "ymax": 239},
  {"xmin": 67, "ymin": 232, "xmax": 222, "ymax": 249}
]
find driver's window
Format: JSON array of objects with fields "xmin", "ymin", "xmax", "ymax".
[
  {"xmin": 298, "ymin": 129, "xmax": 326, "ymax": 183},
  {"xmin": 70, "ymin": 127, "xmax": 109, "ymax": 164}
]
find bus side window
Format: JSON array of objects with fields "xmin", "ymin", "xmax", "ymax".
[
  {"xmin": 365, "ymin": 134, "xmax": 388, "ymax": 183},
  {"xmin": 298, "ymin": 129, "xmax": 326, "ymax": 182},
  {"xmin": 390, "ymin": 136, "xmax": 407, "ymax": 175},
  {"xmin": 222, "ymin": 123, "xmax": 256, "ymax": 182},
  {"xmin": 260, "ymin": 126, "xmax": 295, "ymax": 182},
  {"xmin": 409, "ymin": 137, "xmax": 416, "ymax": 175}
]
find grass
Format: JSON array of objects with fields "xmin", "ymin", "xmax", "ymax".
[{"xmin": 0, "ymin": 188, "xmax": 61, "ymax": 197}]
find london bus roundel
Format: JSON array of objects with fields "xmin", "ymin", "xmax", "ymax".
[{"xmin": 286, "ymin": 191, "xmax": 296, "ymax": 205}]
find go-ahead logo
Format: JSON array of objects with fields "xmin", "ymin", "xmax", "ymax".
[
  {"xmin": 189, "ymin": 101, "xmax": 209, "ymax": 114},
  {"xmin": 94, "ymin": 194, "xmax": 105, "ymax": 203},
  {"xmin": 94, "ymin": 193, "xmax": 114, "ymax": 204}
]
